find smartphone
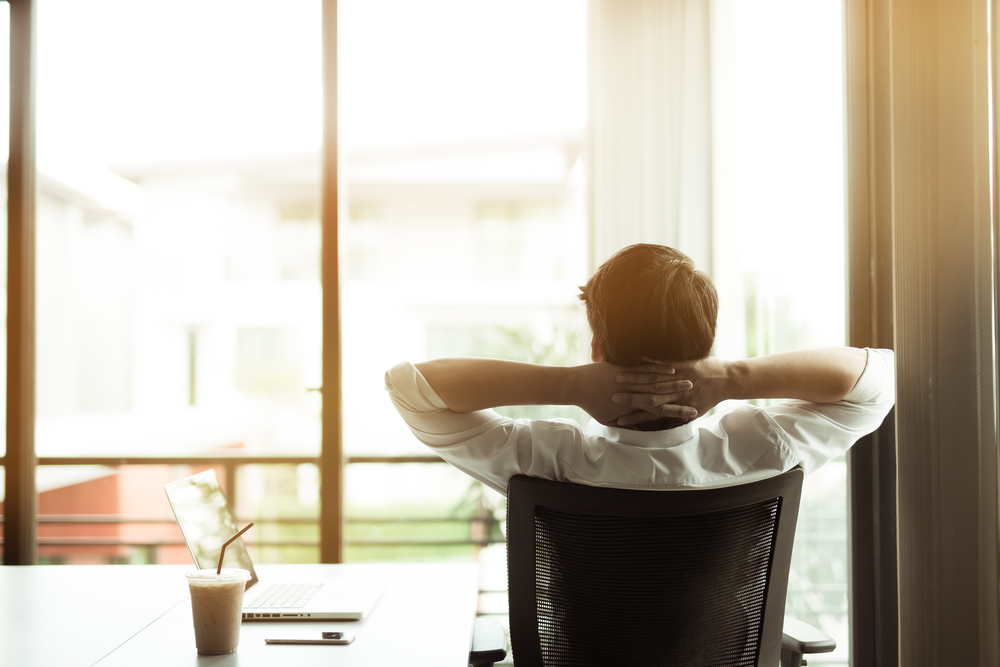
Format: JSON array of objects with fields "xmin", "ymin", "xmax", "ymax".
[{"xmin": 265, "ymin": 632, "xmax": 356, "ymax": 645}]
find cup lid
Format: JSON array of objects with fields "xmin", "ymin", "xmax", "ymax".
[{"xmin": 185, "ymin": 568, "xmax": 251, "ymax": 584}]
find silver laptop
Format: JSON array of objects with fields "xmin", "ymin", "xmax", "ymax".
[{"xmin": 165, "ymin": 469, "xmax": 382, "ymax": 621}]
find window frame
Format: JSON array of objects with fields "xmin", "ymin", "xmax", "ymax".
[
  {"xmin": 4, "ymin": 0, "xmax": 39, "ymax": 566},
  {"xmin": 844, "ymin": 0, "xmax": 898, "ymax": 663},
  {"xmin": 319, "ymin": 0, "xmax": 343, "ymax": 564}
]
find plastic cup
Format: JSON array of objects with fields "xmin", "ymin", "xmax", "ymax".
[{"xmin": 185, "ymin": 568, "xmax": 252, "ymax": 655}]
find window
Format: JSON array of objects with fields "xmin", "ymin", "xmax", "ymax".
[
  {"xmin": 732, "ymin": 2, "xmax": 848, "ymax": 663},
  {"xmin": 339, "ymin": 1, "xmax": 589, "ymax": 581},
  {"xmin": 6, "ymin": 4, "xmax": 851, "ymax": 663},
  {"xmin": 29, "ymin": 0, "xmax": 324, "ymax": 565}
]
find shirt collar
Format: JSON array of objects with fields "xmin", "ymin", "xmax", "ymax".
[{"xmin": 584, "ymin": 419, "xmax": 697, "ymax": 448}]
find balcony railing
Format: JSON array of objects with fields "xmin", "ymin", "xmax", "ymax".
[{"xmin": 0, "ymin": 454, "xmax": 507, "ymax": 561}]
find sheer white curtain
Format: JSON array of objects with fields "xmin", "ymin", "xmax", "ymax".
[
  {"xmin": 586, "ymin": 6, "xmax": 853, "ymax": 663},
  {"xmin": 586, "ymin": 0, "xmax": 741, "ymax": 358}
]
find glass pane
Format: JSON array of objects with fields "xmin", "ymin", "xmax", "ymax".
[
  {"xmin": 36, "ymin": 464, "xmax": 179, "ymax": 565},
  {"xmin": 345, "ymin": 463, "xmax": 503, "ymax": 563},
  {"xmin": 32, "ymin": 463, "xmax": 319, "ymax": 565},
  {"xmin": 340, "ymin": 0, "xmax": 587, "ymax": 581},
  {"xmin": 733, "ymin": 1, "xmax": 848, "ymax": 664},
  {"xmin": 35, "ymin": 0, "xmax": 322, "ymax": 564},
  {"xmin": 239, "ymin": 464, "xmax": 320, "ymax": 564},
  {"xmin": 341, "ymin": 0, "xmax": 589, "ymax": 463}
]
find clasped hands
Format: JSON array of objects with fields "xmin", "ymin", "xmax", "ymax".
[{"xmin": 575, "ymin": 357, "xmax": 727, "ymax": 429}]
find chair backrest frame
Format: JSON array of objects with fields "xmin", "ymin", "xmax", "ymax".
[{"xmin": 506, "ymin": 467, "xmax": 805, "ymax": 666}]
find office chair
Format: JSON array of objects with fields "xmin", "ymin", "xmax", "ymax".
[{"xmin": 469, "ymin": 467, "xmax": 836, "ymax": 667}]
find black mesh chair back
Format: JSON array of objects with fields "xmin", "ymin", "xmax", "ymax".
[{"xmin": 506, "ymin": 468, "xmax": 804, "ymax": 667}]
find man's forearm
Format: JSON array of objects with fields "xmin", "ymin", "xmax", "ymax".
[
  {"xmin": 414, "ymin": 358, "xmax": 574, "ymax": 413},
  {"xmin": 413, "ymin": 357, "xmax": 694, "ymax": 424},
  {"xmin": 614, "ymin": 347, "xmax": 871, "ymax": 425},
  {"xmin": 721, "ymin": 347, "xmax": 868, "ymax": 403}
]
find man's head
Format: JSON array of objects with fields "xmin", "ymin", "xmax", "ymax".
[{"xmin": 579, "ymin": 244, "xmax": 718, "ymax": 366}]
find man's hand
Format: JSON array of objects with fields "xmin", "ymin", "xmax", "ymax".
[
  {"xmin": 610, "ymin": 358, "xmax": 728, "ymax": 427},
  {"xmin": 571, "ymin": 362, "xmax": 696, "ymax": 427},
  {"xmin": 615, "ymin": 357, "xmax": 727, "ymax": 426}
]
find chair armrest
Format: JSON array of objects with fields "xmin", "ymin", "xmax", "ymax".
[
  {"xmin": 469, "ymin": 616, "xmax": 507, "ymax": 667},
  {"xmin": 782, "ymin": 617, "xmax": 837, "ymax": 654}
]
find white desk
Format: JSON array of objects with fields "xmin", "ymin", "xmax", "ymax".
[
  {"xmin": 0, "ymin": 564, "xmax": 190, "ymax": 667},
  {"xmin": 1, "ymin": 563, "xmax": 480, "ymax": 667}
]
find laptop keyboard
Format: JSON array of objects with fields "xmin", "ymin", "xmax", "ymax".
[{"xmin": 246, "ymin": 582, "xmax": 323, "ymax": 609}]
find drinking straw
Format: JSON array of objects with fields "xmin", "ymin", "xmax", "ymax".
[{"xmin": 217, "ymin": 522, "xmax": 254, "ymax": 575}]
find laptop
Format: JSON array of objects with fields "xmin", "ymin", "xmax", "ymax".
[{"xmin": 165, "ymin": 469, "xmax": 382, "ymax": 621}]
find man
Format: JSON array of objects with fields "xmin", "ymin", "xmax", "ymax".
[{"xmin": 385, "ymin": 244, "xmax": 894, "ymax": 495}]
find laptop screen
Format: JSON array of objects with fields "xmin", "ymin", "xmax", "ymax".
[{"xmin": 165, "ymin": 469, "xmax": 259, "ymax": 589}]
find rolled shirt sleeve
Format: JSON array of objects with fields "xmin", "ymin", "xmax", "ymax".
[
  {"xmin": 760, "ymin": 348, "xmax": 895, "ymax": 474},
  {"xmin": 385, "ymin": 362, "xmax": 588, "ymax": 494}
]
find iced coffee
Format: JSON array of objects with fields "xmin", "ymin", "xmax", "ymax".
[{"xmin": 185, "ymin": 568, "xmax": 251, "ymax": 655}]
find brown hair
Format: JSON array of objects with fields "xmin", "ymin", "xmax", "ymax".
[{"xmin": 579, "ymin": 244, "xmax": 718, "ymax": 366}]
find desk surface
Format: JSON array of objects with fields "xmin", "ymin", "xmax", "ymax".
[
  {"xmin": 0, "ymin": 564, "xmax": 190, "ymax": 667},
  {"xmin": 1, "ymin": 563, "xmax": 480, "ymax": 667}
]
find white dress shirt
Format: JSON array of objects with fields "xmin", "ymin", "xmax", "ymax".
[{"xmin": 384, "ymin": 348, "xmax": 895, "ymax": 495}]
